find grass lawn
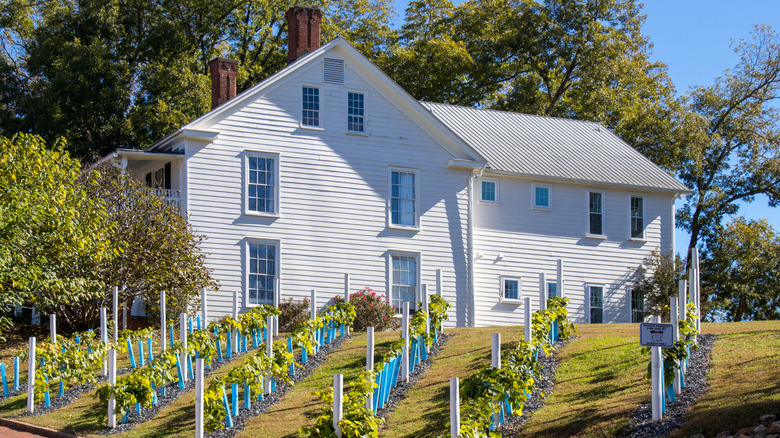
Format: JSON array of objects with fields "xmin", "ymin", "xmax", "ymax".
[
  {"xmin": 518, "ymin": 324, "xmax": 648, "ymax": 438},
  {"xmin": 236, "ymin": 330, "xmax": 403, "ymax": 438},
  {"xmin": 672, "ymin": 320, "xmax": 780, "ymax": 437},
  {"xmin": 381, "ymin": 326, "xmax": 525, "ymax": 438}
]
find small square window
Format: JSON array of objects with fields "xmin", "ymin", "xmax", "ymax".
[
  {"xmin": 534, "ymin": 186, "xmax": 550, "ymax": 208},
  {"xmin": 347, "ymin": 92, "xmax": 364, "ymax": 132},
  {"xmin": 481, "ymin": 179, "xmax": 498, "ymax": 203},
  {"xmin": 302, "ymin": 86, "xmax": 320, "ymax": 127},
  {"xmin": 500, "ymin": 276, "xmax": 521, "ymax": 303}
]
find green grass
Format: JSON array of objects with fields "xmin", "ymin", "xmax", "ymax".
[
  {"xmin": 518, "ymin": 324, "xmax": 647, "ymax": 438},
  {"xmin": 672, "ymin": 321, "xmax": 780, "ymax": 437},
  {"xmin": 382, "ymin": 326, "xmax": 525, "ymax": 438}
]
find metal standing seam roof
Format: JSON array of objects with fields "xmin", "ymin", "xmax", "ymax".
[{"xmin": 421, "ymin": 102, "xmax": 690, "ymax": 193}]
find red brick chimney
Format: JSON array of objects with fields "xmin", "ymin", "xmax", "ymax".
[
  {"xmin": 286, "ymin": 5, "xmax": 322, "ymax": 64},
  {"xmin": 208, "ymin": 57, "xmax": 239, "ymax": 109}
]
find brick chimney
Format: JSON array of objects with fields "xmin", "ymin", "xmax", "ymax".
[
  {"xmin": 286, "ymin": 5, "xmax": 322, "ymax": 64},
  {"xmin": 208, "ymin": 57, "xmax": 239, "ymax": 109}
]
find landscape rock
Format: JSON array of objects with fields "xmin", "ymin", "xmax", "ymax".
[
  {"xmin": 690, "ymin": 434, "xmax": 706, "ymax": 438},
  {"xmin": 715, "ymin": 431, "xmax": 733, "ymax": 438},
  {"xmin": 762, "ymin": 416, "xmax": 777, "ymax": 425},
  {"xmin": 738, "ymin": 426, "xmax": 755, "ymax": 435},
  {"xmin": 769, "ymin": 423, "xmax": 780, "ymax": 434},
  {"xmin": 757, "ymin": 425, "xmax": 769, "ymax": 434}
]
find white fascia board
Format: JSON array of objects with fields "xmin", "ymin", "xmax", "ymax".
[{"xmin": 447, "ymin": 159, "xmax": 486, "ymax": 170}]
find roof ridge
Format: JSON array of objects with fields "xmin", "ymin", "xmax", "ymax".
[{"xmin": 420, "ymin": 101, "xmax": 604, "ymax": 127}]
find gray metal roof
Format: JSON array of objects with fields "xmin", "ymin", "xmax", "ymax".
[{"xmin": 422, "ymin": 102, "xmax": 690, "ymax": 193}]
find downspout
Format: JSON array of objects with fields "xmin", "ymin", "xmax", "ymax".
[{"xmin": 467, "ymin": 168, "xmax": 484, "ymax": 327}]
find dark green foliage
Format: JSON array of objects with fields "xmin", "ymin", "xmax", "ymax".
[
  {"xmin": 629, "ymin": 250, "xmax": 685, "ymax": 319},
  {"xmin": 279, "ymin": 298, "xmax": 311, "ymax": 333}
]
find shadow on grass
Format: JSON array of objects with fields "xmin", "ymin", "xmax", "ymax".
[{"xmin": 679, "ymin": 399, "xmax": 780, "ymax": 437}]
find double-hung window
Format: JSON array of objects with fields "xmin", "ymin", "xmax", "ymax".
[
  {"xmin": 630, "ymin": 288, "xmax": 645, "ymax": 323},
  {"xmin": 534, "ymin": 185, "xmax": 551, "ymax": 209},
  {"xmin": 500, "ymin": 276, "xmax": 521, "ymax": 303},
  {"xmin": 480, "ymin": 178, "xmax": 498, "ymax": 204},
  {"xmin": 390, "ymin": 169, "xmax": 418, "ymax": 228},
  {"xmin": 302, "ymin": 86, "xmax": 320, "ymax": 127},
  {"xmin": 246, "ymin": 153, "xmax": 278, "ymax": 215},
  {"xmin": 589, "ymin": 285, "xmax": 604, "ymax": 323},
  {"xmin": 391, "ymin": 254, "xmax": 417, "ymax": 310},
  {"xmin": 347, "ymin": 92, "xmax": 365, "ymax": 132},
  {"xmin": 589, "ymin": 191, "xmax": 604, "ymax": 236},
  {"xmin": 247, "ymin": 241, "xmax": 277, "ymax": 306},
  {"xmin": 630, "ymin": 196, "xmax": 644, "ymax": 239}
]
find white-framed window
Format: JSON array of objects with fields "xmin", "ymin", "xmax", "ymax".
[
  {"xmin": 389, "ymin": 167, "xmax": 419, "ymax": 229},
  {"xmin": 588, "ymin": 191, "xmax": 604, "ymax": 236},
  {"xmin": 500, "ymin": 276, "xmax": 522, "ymax": 303},
  {"xmin": 588, "ymin": 285, "xmax": 604, "ymax": 323},
  {"xmin": 534, "ymin": 185, "xmax": 551, "ymax": 209},
  {"xmin": 245, "ymin": 152, "xmax": 279, "ymax": 216},
  {"xmin": 347, "ymin": 91, "xmax": 365, "ymax": 133},
  {"xmin": 630, "ymin": 196, "xmax": 644, "ymax": 239},
  {"xmin": 480, "ymin": 178, "xmax": 498, "ymax": 204},
  {"xmin": 390, "ymin": 253, "xmax": 418, "ymax": 310},
  {"xmin": 302, "ymin": 86, "xmax": 320, "ymax": 127},
  {"xmin": 246, "ymin": 240, "xmax": 278, "ymax": 307},
  {"xmin": 547, "ymin": 282, "xmax": 558, "ymax": 299},
  {"xmin": 630, "ymin": 287, "xmax": 645, "ymax": 323}
]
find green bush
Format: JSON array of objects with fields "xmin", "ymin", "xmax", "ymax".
[
  {"xmin": 279, "ymin": 297, "xmax": 310, "ymax": 333},
  {"xmin": 334, "ymin": 287, "xmax": 397, "ymax": 332}
]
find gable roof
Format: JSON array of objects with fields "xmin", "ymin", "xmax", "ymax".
[
  {"xmin": 422, "ymin": 102, "xmax": 691, "ymax": 194},
  {"xmin": 149, "ymin": 37, "xmax": 484, "ymax": 164}
]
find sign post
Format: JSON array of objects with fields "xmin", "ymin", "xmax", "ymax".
[{"xmin": 640, "ymin": 319, "xmax": 672, "ymax": 421}]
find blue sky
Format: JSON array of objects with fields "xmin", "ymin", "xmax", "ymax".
[{"xmin": 390, "ymin": 0, "xmax": 780, "ymax": 256}]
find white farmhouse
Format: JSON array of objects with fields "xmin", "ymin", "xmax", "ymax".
[{"xmin": 108, "ymin": 6, "xmax": 690, "ymax": 327}]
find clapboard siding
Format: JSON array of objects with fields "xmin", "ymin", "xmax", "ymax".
[
  {"xmin": 472, "ymin": 175, "xmax": 674, "ymax": 326},
  {"xmin": 185, "ymin": 57, "xmax": 471, "ymax": 326}
]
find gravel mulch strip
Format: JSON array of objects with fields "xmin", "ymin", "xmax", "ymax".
[
  {"xmin": 375, "ymin": 333, "xmax": 451, "ymax": 419},
  {"xmin": 500, "ymin": 338, "xmax": 572, "ymax": 437},
  {"xmin": 206, "ymin": 334, "xmax": 352, "ymax": 438},
  {"xmin": 623, "ymin": 333, "xmax": 717, "ymax": 438}
]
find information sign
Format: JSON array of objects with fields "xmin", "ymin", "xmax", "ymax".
[{"xmin": 639, "ymin": 323, "xmax": 674, "ymax": 348}]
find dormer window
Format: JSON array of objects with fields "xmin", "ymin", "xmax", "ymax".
[
  {"xmin": 302, "ymin": 86, "xmax": 320, "ymax": 127},
  {"xmin": 347, "ymin": 92, "xmax": 365, "ymax": 132}
]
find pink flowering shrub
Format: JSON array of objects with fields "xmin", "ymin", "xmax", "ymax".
[
  {"xmin": 279, "ymin": 297, "xmax": 310, "ymax": 333},
  {"xmin": 333, "ymin": 287, "xmax": 398, "ymax": 332}
]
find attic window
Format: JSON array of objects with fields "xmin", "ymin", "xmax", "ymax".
[{"xmin": 324, "ymin": 58, "xmax": 344, "ymax": 84}]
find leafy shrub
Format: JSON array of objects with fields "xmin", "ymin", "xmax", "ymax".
[
  {"xmin": 334, "ymin": 287, "xmax": 397, "ymax": 332},
  {"xmin": 279, "ymin": 297, "xmax": 310, "ymax": 333}
]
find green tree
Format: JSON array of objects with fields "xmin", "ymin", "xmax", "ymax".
[
  {"xmin": 675, "ymin": 26, "xmax": 780, "ymax": 258},
  {"xmin": 0, "ymin": 0, "xmax": 394, "ymax": 161},
  {"xmin": 703, "ymin": 217, "xmax": 780, "ymax": 322},
  {"xmin": 0, "ymin": 134, "xmax": 114, "ymax": 333},
  {"xmin": 629, "ymin": 250, "xmax": 685, "ymax": 319},
  {"xmin": 85, "ymin": 163, "xmax": 218, "ymax": 329}
]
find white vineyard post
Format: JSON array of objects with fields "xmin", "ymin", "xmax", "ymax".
[
  {"xmin": 678, "ymin": 280, "xmax": 687, "ymax": 376},
  {"xmin": 450, "ymin": 377, "xmax": 460, "ymax": 438},
  {"xmin": 311, "ymin": 289, "xmax": 317, "ymax": 356},
  {"xmin": 333, "ymin": 374, "xmax": 343, "ymax": 438},
  {"xmin": 107, "ymin": 348, "xmax": 116, "ymax": 428},
  {"xmin": 344, "ymin": 273, "xmax": 350, "ymax": 336},
  {"xmin": 100, "ymin": 307, "xmax": 108, "ymax": 376},
  {"xmin": 195, "ymin": 358, "xmax": 204, "ymax": 438},
  {"xmin": 366, "ymin": 327, "xmax": 374, "ymax": 410},
  {"xmin": 524, "ymin": 297, "xmax": 532, "ymax": 343},
  {"xmin": 539, "ymin": 273, "xmax": 547, "ymax": 311},
  {"xmin": 436, "ymin": 269, "xmax": 444, "ymax": 333},
  {"xmin": 274, "ymin": 277, "xmax": 280, "ymax": 336},
  {"xmin": 232, "ymin": 289, "xmax": 239, "ymax": 354},
  {"xmin": 651, "ymin": 316, "xmax": 663, "ymax": 421},
  {"xmin": 49, "ymin": 314, "xmax": 56, "ymax": 345},
  {"xmin": 160, "ymin": 290, "xmax": 167, "ymax": 352},
  {"xmin": 491, "ymin": 333, "xmax": 501, "ymax": 429},
  {"xmin": 671, "ymin": 297, "xmax": 681, "ymax": 395},
  {"xmin": 402, "ymin": 302, "xmax": 410, "ymax": 382},
  {"xmin": 422, "ymin": 284, "xmax": 430, "ymax": 352},
  {"xmin": 265, "ymin": 315, "xmax": 273, "ymax": 395},
  {"xmin": 201, "ymin": 288, "xmax": 207, "ymax": 330},
  {"xmin": 26, "ymin": 337, "xmax": 35, "ymax": 413},
  {"xmin": 180, "ymin": 313, "xmax": 188, "ymax": 382},
  {"xmin": 557, "ymin": 259, "xmax": 565, "ymax": 299},
  {"xmin": 113, "ymin": 286, "xmax": 119, "ymax": 344}
]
